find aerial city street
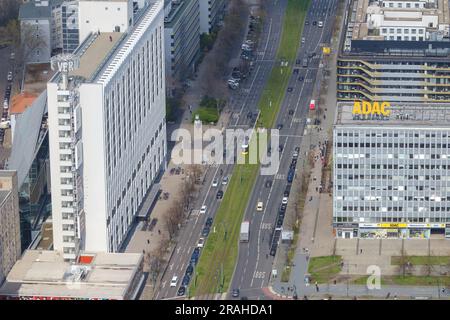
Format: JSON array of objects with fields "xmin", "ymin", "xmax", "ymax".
[{"xmin": 1, "ymin": 0, "xmax": 450, "ymax": 306}]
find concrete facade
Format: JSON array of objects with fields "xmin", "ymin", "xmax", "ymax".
[
  {"xmin": 47, "ymin": 0, "xmax": 166, "ymax": 260},
  {"xmin": 0, "ymin": 171, "xmax": 21, "ymax": 286}
]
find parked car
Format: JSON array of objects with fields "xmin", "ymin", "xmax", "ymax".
[
  {"xmin": 216, "ymin": 190, "xmax": 224, "ymax": 200},
  {"xmin": 205, "ymin": 217, "xmax": 213, "ymax": 228},
  {"xmin": 282, "ymin": 197, "xmax": 288, "ymax": 205},
  {"xmin": 182, "ymin": 275, "xmax": 190, "ymax": 286},
  {"xmin": 197, "ymin": 237, "xmax": 205, "ymax": 248},
  {"xmin": 177, "ymin": 286, "xmax": 186, "ymax": 296},
  {"xmin": 7, "ymin": 72, "xmax": 12, "ymax": 81},
  {"xmin": 202, "ymin": 227, "xmax": 210, "ymax": 237},
  {"xmin": 185, "ymin": 264, "xmax": 193, "ymax": 277},
  {"xmin": 212, "ymin": 178, "xmax": 219, "ymax": 187}
]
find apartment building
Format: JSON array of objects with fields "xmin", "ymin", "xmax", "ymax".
[
  {"xmin": 0, "ymin": 171, "xmax": 21, "ymax": 285},
  {"xmin": 337, "ymin": 0, "xmax": 450, "ymax": 102},
  {"xmin": 47, "ymin": 0, "xmax": 166, "ymax": 260},
  {"xmin": 164, "ymin": 0, "xmax": 200, "ymax": 85},
  {"xmin": 333, "ymin": 102, "xmax": 450, "ymax": 239},
  {"xmin": 199, "ymin": 0, "xmax": 225, "ymax": 34}
]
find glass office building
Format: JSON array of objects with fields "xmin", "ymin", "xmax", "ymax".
[{"xmin": 333, "ymin": 102, "xmax": 450, "ymax": 239}]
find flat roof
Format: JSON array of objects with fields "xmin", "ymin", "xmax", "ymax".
[
  {"xmin": 335, "ymin": 102, "xmax": 450, "ymax": 127},
  {"xmin": 23, "ymin": 63, "xmax": 55, "ymax": 95},
  {"xmin": 351, "ymin": 0, "xmax": 449, "ymax": 40},
  {"xmin": 69, "ymin": 32, "xmax": 123, "ymax": 80},
  {"xmin": 0, "ymin": 250, "xmax": 143, "ymax": 300}
]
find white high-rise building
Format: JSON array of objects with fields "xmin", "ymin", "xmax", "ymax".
[{"xmin": 47, "ymin": 0, "xmax": 166, "ymax": 260}]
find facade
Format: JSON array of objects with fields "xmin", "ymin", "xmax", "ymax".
[
  {"xmin": 61, "ymin": 1, "xmax": 80, "ymax": 53},
  {"xmin": 47, "ymin": 0, "xmax": 166, "ymax": 260},
  {"xmin": 199, "ymin": 0, "xmax": 225, "ymax": 34},
  {"xmin": 337, "ymin": 0, "xmax": 450, "ymax": 102},
  {"xmin": 333, "ymin": 102, "xmax": 450, "ymax": 239},
  {"xmin": 164, "ymin": 0, "xmax": 200, "ymax": 85},
  {"xmin": 0, "ymin": 250, "xmax": 144, "ymax": 300},
  {"xmin": 78, "ymin": 0, "xmax": 134, "ymax": 44},
  {"xmin": 0, "ymin": 171, "xmax": 21, "ymax": 286},
  {"xmin": 19, "ymin": 0, "xmax": 55, "ymax": 63}
]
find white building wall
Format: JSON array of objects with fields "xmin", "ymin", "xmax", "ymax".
[
  {"xmin": 79, "ymin": 84, "xmax": 109, "ymax": 252},
  {"xmin": 78, "ymin": 0, "xmax": 133, "ymax": 44}
]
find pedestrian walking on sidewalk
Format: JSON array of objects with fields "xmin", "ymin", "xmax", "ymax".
[{"xmin": 360, "ymin": 249, "xmax": 363, "ymax": 254}]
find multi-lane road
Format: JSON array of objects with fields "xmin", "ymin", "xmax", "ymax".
[
  {"xmin": 155, "ymin": 0, "xmax": 338, "ymax": 300},
  {"xmin": 229, "ymin": 0, "xmax": 338, "ymax": 299},
  {"xmin": 155, "ymin": 0, "xmax": 287, "ymax": 299}
]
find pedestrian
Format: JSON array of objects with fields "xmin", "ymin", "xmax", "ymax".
[
  {"xmin": 147, "ymin": 239, "xmax": 150, "ymax": 244},
  {"xmin": 158, "ymin": 229, "xmax": 161, "ymax": 235},
  {"xmin": 360, "ymin": 249, "xmax": 363, "ymax": 254}
]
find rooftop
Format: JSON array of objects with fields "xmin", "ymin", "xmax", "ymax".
[
  {"xmin": 351, "ymin": 0, "xmax": 450, "ymax": 40},
  {"xmin": 10, "ymin": 93, "xmax": 38, "ymax": 115},
  {"xmin": 0, "ymin": 250, "xmax": 143, "ymax": 300},
  {"xmin": 69, "ymin": 32, "xmax": 123, "ymax": 80},
  {"xmin": 335, "ymin": 102, "xmax": 450, "ymax": 127},
  {"xmin": 24, "ymin": 63, "xmax": 55, "ymax": 95},
  {"xmin": 18, "ymin": 0, "xmax": 63, "ymax": 20}
]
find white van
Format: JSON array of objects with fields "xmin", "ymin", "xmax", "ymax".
[{"xmin": 318, "ymin": 21, "xmax": 323, "ymax": 28}]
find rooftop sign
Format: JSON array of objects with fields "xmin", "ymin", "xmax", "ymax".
[{"xmin": 353, "ymin": 101, "xmax": 391, "ymax": 116}]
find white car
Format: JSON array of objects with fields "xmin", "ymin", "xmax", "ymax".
[
  {"xmin": 301, "ymin": 37, "xmax": 305, "ymax": 43},
  {"xmin": 318, "ymin": 21, "xmax": 323, "ymax": 28},
  {"xmin": 222, "ymin": 176, "xmax": 229, "ymax": 185},
  {"xmin": 170, "ymin": 276, "xmax": 178, "ymax": 287},
  {"xmin": 197, "ymin": 237, "xmax": 205, "ymax": 248},
  {"xmin": 212, "ymin": 178, "xmax": 219, "ymax": 187},
  {"xmin": 200, "ymin": 205, "xmax": 207, "ymax": 214},
  {"xmin": 7, "ymin": 72, "xmax": 12, "ymax": 81},
  {"xmin": 256, "ymin": 201, "xmax": 263, "ymax": 211},
  {"xmin": 282, "ymin": 197, "xmax": 288, "ymax": 205},
  {"xmin": 3, "ymin": 101, "xmax": 8, "ymax": 110}
]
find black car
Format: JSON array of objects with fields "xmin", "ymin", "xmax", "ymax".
[
  {"xmin": 296, "ymin": 59, "xmax": 301, "ymax": 65},
  {"xmin": 291, "ymin": 158, "xmax": 297, "ymax": 166},
  {"xmin": 308, "ymin": 52, "xmax": 316, "ymax": 58},
  {"xmin": 190, "ymin": 253, "xmax": 199, "ymax": 264},
  {"xmin": 177, "ymin": 286, "xmax": 186, "ymax": 296},
  {"xmin": 280, "ymin": 203, "xmax": 287, "ymax": 212},
  {"xmin": 232, "ymin": 289, "xmax": 240, "ymax": 298},
  {"xmin": 295, "ymin": 146, "xmax": 300, "ymax": 152},
  {"xmin": 277, "ymin": 123, "xmax": 283, "ymax": 130},
  {"xmin": 216, "ymin": 190, "xmax": 224, "ymax": 200},
  {"xmin": 284, "ymin": 190, "xmax": 290, "ymax": 197},
  {"xmin": 288, "ymin": 109, "xmax": 294, "ymax": 116},
  {"xmin": 193, "ymin": 247, "xmax": 200, "ymax": 256},
  {"xmin": 287, "ymin": 87, "xmax": 293, "ymax": 93},
  {"xmin": 265, "ymin": 179, "xmax": 272, "ymax": 188},
  {"xmin": 205, "ymin": 217, "xmax": 213, "ymax": 227},
  {"xmin": 305, "ymin": 20, "xmax": 310, "ymax": 25},
  {"xmin": 298, "ymin": 76, "xmax": 304, "ymax": 81},
  {"xmin": 293, "ymin": 68, "xmax": 299, "ymax": 74},
  {"xmin": 276, "ymin": 218, "xmax": 283, "ymax": 228},
  {"xmin": 279, "ymin": 144, "xmax": 283, "ymax": 152},
  {"xmin": 182, "ymin": 275, "xmax": 191, "ymax": 286},
  {"xmin": 313, "ymin": 21, "xmax": 317, "ymax": 26},
  {"xmin": 202, "ymin": 227, "xmax": 210, "ymax": 237},
  {"xmin": 278, "ymin": 211, "xmax": 285, "ymax": 219},
  {"xmin": 186, "ymin": 264, "xmax": 193, "ymax": 276},
  {"xmin": 270, "ymin": 247, "xmax": 277, "ymax": 256}
]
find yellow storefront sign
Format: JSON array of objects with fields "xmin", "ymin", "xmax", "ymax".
[
  {"xmin": 380, "ymin": 223, "xmax": 407, "ymax": 228},
  {"xmin": 352, "ymin": 101, "xmax": 391, "ymax": 116}
]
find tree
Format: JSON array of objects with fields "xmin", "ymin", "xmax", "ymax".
[
  {"xmin": 20, "ymin": 22, "xmax": 48, "ymax": 63},
  {"xmin": 397, "ymin": 249, "xmax": 410, "ymax": 277}
]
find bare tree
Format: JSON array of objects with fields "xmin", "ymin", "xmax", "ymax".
[{"xmin": 20, "ymin": 22, "xmax": 48, "ymax": 63}]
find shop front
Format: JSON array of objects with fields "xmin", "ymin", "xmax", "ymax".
[{"xmin": 334, "ymin": 223, "xmax": 359, "ymax": 239}]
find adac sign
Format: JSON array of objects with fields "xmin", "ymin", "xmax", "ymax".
[{"xmin": 352, "ymin": 101, "xmax": 391, "ymax": 116}]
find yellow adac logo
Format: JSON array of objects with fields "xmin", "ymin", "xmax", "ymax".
[{"xmin": 352, "ymin": 101, "xmax": 391, "ymax": 116}]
